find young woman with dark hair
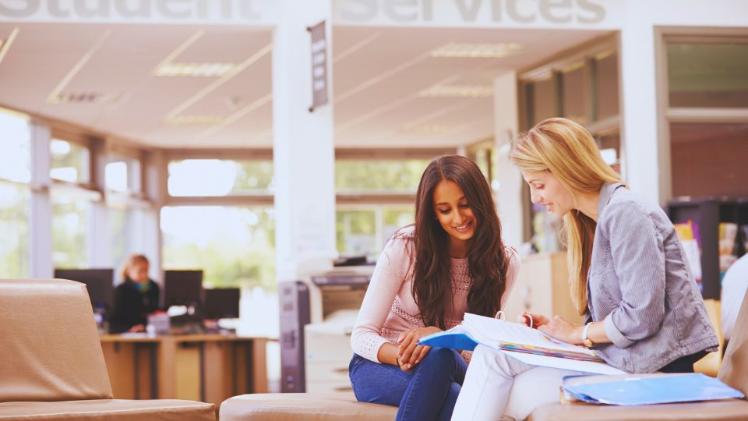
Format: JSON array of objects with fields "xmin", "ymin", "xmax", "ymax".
[{"xmin": 349, "ymin": 154, "xmax": 520, "ymax": 421}]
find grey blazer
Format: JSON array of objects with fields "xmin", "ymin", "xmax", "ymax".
[{"xmin": 588, "ymin": 183, "xmax": 718, "ymax": 373}]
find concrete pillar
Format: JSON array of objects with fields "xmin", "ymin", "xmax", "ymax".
[
  {"xmin": 619, "ymin": 2, "xmax": 667, "ymax": 204},
  {"xmin": 494, "ymin": 71, "xmax": 524, "ymax": 248},
  {"xmin": 272, "ymin": 0, "xmax": 336, "ymax": 282}
]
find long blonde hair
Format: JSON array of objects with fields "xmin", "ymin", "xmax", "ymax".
[
  {"xmin": 510, "ymin": 118, "xmax": 622, "ymax": 315},
  {"xmin": 120, "ymin": 254, "xmax": 149, "ymax": 283}
]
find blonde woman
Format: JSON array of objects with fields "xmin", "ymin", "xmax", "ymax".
[
  {"xmin": 451, "ymin": 118, "xmax": 718, "ymax": 420},
  {"xmin": 109, "ymin": 254, "xmax": 160, "ymax": 333}
]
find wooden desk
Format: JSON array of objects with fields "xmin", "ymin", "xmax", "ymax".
[{"xmin": 100, "ymin": 334, "xmax": 269, "ymax": 406}]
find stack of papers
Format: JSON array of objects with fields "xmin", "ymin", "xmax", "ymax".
[
  {"xmin": 419, "ymin": 313, "xmax": 624, "ymax": 375},
  {"xmin": 562, "ymin": 373, "xmax": 745, "ymax": 405}
]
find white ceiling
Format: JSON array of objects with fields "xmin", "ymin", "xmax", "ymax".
[{"xmin": 0, "ymin": 22, "xmax": 609, "ymax": 149}]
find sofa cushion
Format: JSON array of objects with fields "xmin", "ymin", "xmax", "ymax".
[
  {"xmin": 0, "ymin": 279, "xmax": 112, "ymax": 402},
  {"xmin": 528, "ymin": 399, "xmax": 748, "ymax": 421},
  {"xmin": 220, "ymin": 393, "xmax": 395, "ymax": 421},
  {"xmin": 0, "ymin": 399, "xmax": 215, "ymax": 421}
]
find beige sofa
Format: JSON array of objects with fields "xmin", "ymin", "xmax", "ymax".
[
  {"xmin": 221, "ymin": 291, "xmax": 748, "ymax": 421},
  {"xmin": 0, "ymin": 278, "xmax": 216, "ymax": 420}
]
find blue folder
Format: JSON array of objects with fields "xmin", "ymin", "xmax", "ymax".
[{"xmin": 562, "ymin": 373, "xmax": 745, "ymax": 406}]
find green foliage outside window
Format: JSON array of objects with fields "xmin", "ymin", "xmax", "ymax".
[
  {"xmin": 0, "ymin": 182, "xmax": 30, "ymax": 277},
  {"xmin": 335, "ymin": 159, "xmax": 429, "ymax": 193}
]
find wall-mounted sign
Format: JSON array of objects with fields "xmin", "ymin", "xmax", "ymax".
[
  {"xmin": 0, "ymin": 0, "xmax": 278, "ymax": 25},
  {"xmin": 334, "ymin": 0, "xmax": 623, "ymax": 28},
  {"xmin": 307, "ymin": 20, "xmax": 329, "ymax": 112}
]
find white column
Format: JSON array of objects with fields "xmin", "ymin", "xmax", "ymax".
[
  {"xmin": 89, "ymin": 140, "xmax": 111, "ymax": 268},
  {"xmin": 29, "ymin": 121, "xmax": 53, "ymax": 278},
  {"xmin": 619, "ymin": 2, "xmax": 666, "ymax": 204},
  {"xmin": 494, "ymin": 71, "xmax": 524, "ymax": 248},
  {"xmin": 272, "ymin": 0, "xmax": 336, "ymax": 282},
  {"xmin": 143, "ymin": 150, "xmax": 166, "ymax": 283}
]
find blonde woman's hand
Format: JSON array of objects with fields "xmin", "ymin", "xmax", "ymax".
[
  {"xmin": 396, "ymin": 326, "xmax": 441, "ymax": 371},
  {"xmin": 537, "ymin": 315, "xmax": 583, "ymax": 345}
]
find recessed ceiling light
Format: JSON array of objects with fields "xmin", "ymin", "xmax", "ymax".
[
  {"xmin": 164, "ymin": 115, "xmax": 226, "ymax": 126},
  {"xmin": 419, "ymin": 84, "xmax": 493, "ymax": 98},
  {"xmin": 48, "ymin": 92, "xmax": 121, "ymax": 104},
  {"xmin": 155, "ymin": 62, "xmax": 235, "ymax": 77},
  {"xmin": 430, "ymin": 42, "xmax": 523, "ymax": 59}
]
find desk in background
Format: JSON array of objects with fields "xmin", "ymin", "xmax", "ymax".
[{"xmin": 100, "ymin": 334, "xmax": 269, "ymax": 406}]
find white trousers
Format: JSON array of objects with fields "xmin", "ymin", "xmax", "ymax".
[{"xmin": 451, "ymin": 344, "xmax": 580, "ymax": 421}]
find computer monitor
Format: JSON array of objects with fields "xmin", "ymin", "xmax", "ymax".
[
  {"xmin": 54, "ymin": 268, "xmax": 115, "ymax": 313},
  {"xmin": 204, "ymin": 288, "xmax": 240, "ymax": 319},
  {"xmin": 164, "ymin": 269, "xmax": 203, "ymax": 308}
]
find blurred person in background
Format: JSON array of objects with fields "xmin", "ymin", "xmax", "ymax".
[{"xmin": 109, "ymin": 254, "xmax": 160, "ymax": 333}]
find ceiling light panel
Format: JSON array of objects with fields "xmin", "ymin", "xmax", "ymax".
[
  {"xmin": 430, "ymin": 42, "xmax": 523, "ymax": 59},
  {"xmin": 155, "ymin": 62, "xmax": 236, "ymax": 77},
  {"xmin": 418, "ymin": 84, "xmax": 493, "ymax": 98}
]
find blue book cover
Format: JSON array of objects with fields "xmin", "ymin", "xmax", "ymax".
[
  {"xmin": 562, "ymin": 373, "xmax": 745, "ymax": 406},
  {"xmin": 419, "ymin": 326, "xmax": 478, "ymax": 351}
]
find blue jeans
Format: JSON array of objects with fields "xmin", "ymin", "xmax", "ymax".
[{"xmin": 349, "ymin": 348, "xmax": 467, "ymax": 421}]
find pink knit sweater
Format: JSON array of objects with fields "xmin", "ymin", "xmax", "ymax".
[{"xmin": 351, "ymin": 228, "xmax": 520, "ymax": 363}]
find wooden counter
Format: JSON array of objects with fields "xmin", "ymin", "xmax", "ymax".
[{"xmin": 100, "ymin": 333, "xmax": 269, "ymax": 406}]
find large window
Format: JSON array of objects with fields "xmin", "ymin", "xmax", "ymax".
[
  {"xmin": 0, "ymin": 108, "xmax": 31, "ymax": 278},
  {"xmin": 334, "ymin": 155, "xmax": 434, "ymax": 258},
  {"xmin": 161, "ymin": 206, "xmax": 276, "ymax": 290}
]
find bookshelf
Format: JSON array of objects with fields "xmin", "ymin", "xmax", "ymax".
[{"xmin": 667, "ymin": 197, "xmax": 748, "ymax": 299}]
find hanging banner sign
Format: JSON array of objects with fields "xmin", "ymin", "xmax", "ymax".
[{"xmin": 307, "ymin": 20, "xmax": 329, "ymax": 112}]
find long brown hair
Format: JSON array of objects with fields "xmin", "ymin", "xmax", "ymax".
[
  {"xmin": 511, "ymin": 118, "xmax": 621, "ymax": 315},
  {"xmin": 409, "ymin": 155, "xmax": 509, "ymax": 329}
]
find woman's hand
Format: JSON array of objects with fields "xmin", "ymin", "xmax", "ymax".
[
  {"xmin": 128, "ymin": 324, "xmax": 145, "ymax": 333},
  {"xmin": 518, "ymin": 312, "xmax": 550, "ymax": 329},
  {"xmin": 537, "ymin": 315, "xmax": 583, "ymax": 345},
  {"xmin": 396, "ymin": 326, "xmax": 441, "ymax": 371}
]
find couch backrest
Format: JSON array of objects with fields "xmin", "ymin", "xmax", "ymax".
[
  {"xmin": 0, "ymin": 279, "xmax": 113, "ymax": 402},
  {"xmin": 719, "ymin": 289, "xmax": 748, "ymax": 396}
]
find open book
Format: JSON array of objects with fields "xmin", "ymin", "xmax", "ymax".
[{"xmin": 419, "ymin": 313, "xmax": 624, "ymax": 375}]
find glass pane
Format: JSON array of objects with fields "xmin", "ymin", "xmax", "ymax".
[
  {"xmin": 383, "ymin": 207, "xmax": 415, "ymax": 239},
  {"xmin": 109, "ymin": 207, "xmax": 128, "ymax": 271},
  {"xmin": 161, "ymin": 206, "xmax": 276, "ymax": 290},
  {"xmin": 336, "ymin": 206, "xmax": 414, "ymax": 258},
  {"xmin": 0, "ymin": 182, "xmax": 30, "ymax": 277},
  {"xmin": 336, "ymin": 210, "xmax": 376, "ymax": 256},
  {"xmin": 105, "ymin": 161, "xmax": 128, "ymax": 192},
  {"xmin": 168, "ymin": 159, "xmax": 273, "ymax": 196},
  {"xmin": 0, "ymin": 108, "xmax": 31, "ymax": 183},
  {"xmin": 562, "ymin": 64, "xmax": 587, "ymax": 124},
  {"xmin": 670, "ymin": 122, "xmax": 748, "ymax": 198},
  {"xmin": 50, "ymin": 139, "xmax": 91, "ymax": 184},
  {"xmin": 532, "ymin": 78, "xmax": 556, "ymax": 124},
  {"xmin": 595, "ymin": 132, "xmax": 621, "ymax": 174},
  {"xmin": 668, "ymin": 41, "xmax": 748, "ymax": 108},
  {"xmin": 52, "ymin": 192, "xmax": 91, "ymax": 268},
  {"xmin": 335, "ymin": 159, "xmax": 429, "ymax": 193},
  {"xmin": 595, "ymin": 52, "xmax": 619, "ymax": 119}
]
